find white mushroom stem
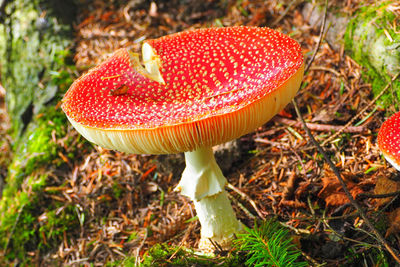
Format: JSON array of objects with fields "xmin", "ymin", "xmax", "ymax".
[{"xmin": 175, "ymin": 146, "xmax": 242, "ymax": 248}]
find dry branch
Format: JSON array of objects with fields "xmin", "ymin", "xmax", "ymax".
[{"xmin": 273, "ymin": 116, "xmax": 366, "ymax": 133}]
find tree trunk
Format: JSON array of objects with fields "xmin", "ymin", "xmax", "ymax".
[
  {"xmin": 0, "ymin": 0, "xmax": 75, "ymax": 136},
  {"xmin": 0, "ymin": 0, "xmax": 76, "ymax": 263}
]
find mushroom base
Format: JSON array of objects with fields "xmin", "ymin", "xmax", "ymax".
[
  {"xmin": 176, "ymin": 146, "xmax": 242, "ymax": 250},
  {"xmin": 194, "ymin": 191, "xmax": 243, "ymax": 251}
]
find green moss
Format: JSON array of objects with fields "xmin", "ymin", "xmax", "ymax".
[
  {"xmin": 0, "ymin": 43, "xmax": 82, "ymax": 263},
  {"xmin": 0, "ymin": 95, "xmax": 91, "ymax": 263},
  {"xmin": 2, "ymin": 105, "xmax": 67, "ymax": 194},
  {"xmin": 38, "ymin": 204, "xmax": 81, "ymax": 250},
  {"xmin": 344, "ymin": 1, "xmax": 400, "ymax": 106},
  {"xmin": 115, "ymin": 243, "xmax": 242, "ymax": 267},
  {"xmin": 112, "ymin": 181, "xmax": 124, "ymax": 199},
  {"xmin": 0, "ymin": 108, "xmax": 67, "ymax": 261}
]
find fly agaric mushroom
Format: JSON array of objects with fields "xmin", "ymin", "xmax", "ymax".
[
  {"xmin": 378, "ymin": 111, "xmax": 400, "ymax": 171},
  {"xmin": 62, "ymin": 26, "xmax": 304, "ymax": 249}
]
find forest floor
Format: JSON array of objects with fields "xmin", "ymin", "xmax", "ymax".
[{"xmin": 2, "ymin": 0, "xmax": 400, "ymax": 266}]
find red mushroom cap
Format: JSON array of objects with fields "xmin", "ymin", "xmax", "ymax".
[
  {"xmin": 62, "ymin": 26, "xmax": 304, "ymax": 154},
  {"xmin": 378, "ymin": 111, "xmax": 400, "ymax": 171}
]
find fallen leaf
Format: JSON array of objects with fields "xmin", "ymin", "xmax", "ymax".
[
  {"xmin": 386, "ymin": 207, "xmax": 400, "ymax": 237},
  {"xmin": 374, "ymin": 174, "xmax": 400, "ymax": 207},
  {"xmin": 282, "ymin": 172, "xmax": 297, "ymax": 200},
  {"xmin": 318, "ymin": 169, "xmax": 364, "ymax": 207},
  {"xmin": 279, "ymin": 199, "xmax": 307, "ymax": 209},
  {"xmin": 295, "ymin": 180, "xmax": 311, "ymax": 199},
  {"xmin": 323, "ymin": 186, "xmax": 363, "ymax": 207}
]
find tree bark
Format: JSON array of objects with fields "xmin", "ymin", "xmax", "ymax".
[
  {"xmin": 0, "ymin": 0, "xmax": 75, "ymax": 136},
  {"xmin": 0, "ymin": 0, "xmax": 75, "ymax": 263}
]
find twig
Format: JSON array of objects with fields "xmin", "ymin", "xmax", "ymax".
[
  {"xmin": 322, "ymin": 71, "xmax": 400, "ymax": 146},
  {"xmin": 135, "ymin": 228, "xmax": 148, "ymax": 266},
  {"xmin": 309, "ymin": 66, "xmax": 343, "ymax": 77},
  {"xmin": 307, "ymin": 196, "xmax": 316, "ymax": 217},
  {"xmin": 279, "ymin": 222, "xmax": 311, "ymax": 235},
  {"xmin": 304, "ymin": 0, "xmax": 328, "ymax": 74},
  {"xmin": 288, "ymin": 146, "xmax": 307, "ymax": 176},
  {"xmin": 227, "ymin": 183, "xmax": 266, "ymax": 220},
  {"xmin": 321, "ymin": 211, "xmax": 381, "ymax": 249},
  {"xmin": 209, "ymin": 238, "xmax": 224, "ymax": 253},
  {"xmin": 272, "ymin": 0, "xmax": 301, "ymax": 27},
  {"xmin": 169, "ymin": 221, "xmax": 197, "ymax": 260},
  {"xmin": 300, "ymin": 251, "xmax": 323, "ymax": 267},
  {"xmin": 359, "ymin": 190, "xmax": 400, "ymax": 199},
  {"xmin": 227, "ymin": 191, "xmax": 256, "ymax": 220},
  {"xmin": 273, "ymin": 116, "xmax": 366, "ymax": 133},
  {"xmin": 375, "ymin": 195, "xmax": 399, "ymax": 219},
  {"xmin": 104, "ymin": 244, "xmax": 115, "ymax": 262}
]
